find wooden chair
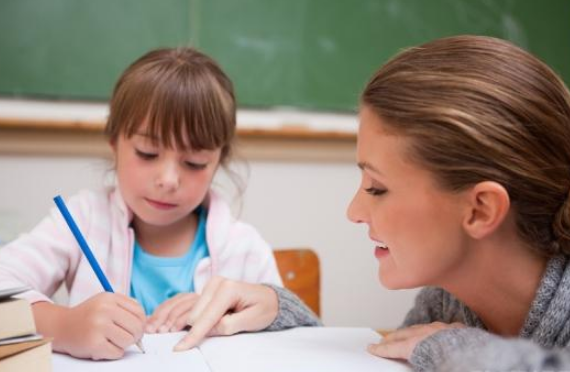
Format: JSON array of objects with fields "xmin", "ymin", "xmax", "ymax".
[{"xmin": 273, "ymin": 248, "xmax": 320, "ymax": 316}]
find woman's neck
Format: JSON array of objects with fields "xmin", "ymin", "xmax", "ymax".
[
  {"xmin": 132, "ymin": 213, "xmax": 198, "ymax": 257},
  {"xmin": 441, "ymin": 235, "xmax": 548, "ymax": 336}
]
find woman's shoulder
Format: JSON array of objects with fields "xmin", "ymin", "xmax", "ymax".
[{"xmin": 403, "ymin": 287, "xmax": 466, "ymax": 327}]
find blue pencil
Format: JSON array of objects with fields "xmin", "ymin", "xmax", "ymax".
[{"xmin": 53, "ymin": 195, "xmax": 145, "ymax": 353}]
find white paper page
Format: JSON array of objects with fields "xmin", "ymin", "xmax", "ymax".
[
  {"xmin": 199, "ymin": 327, "xmax": 411, "ymax": 372},
  {"xmin": 52, "ymin": 332, "xmax": 210, "ymax": 372}
]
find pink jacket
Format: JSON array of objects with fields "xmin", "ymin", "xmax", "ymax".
[{"xmin": 0, "ymin": 187, "xmax": 282, "ymax": 305}]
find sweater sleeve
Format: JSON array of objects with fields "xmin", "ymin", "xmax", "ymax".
[
  {"xmin": 411, "ymin": 327, "xmax": 570, "ymax": 372},
  {"xmin": 0, "ymin": 193, "xmax": 86, "ymax": 303},
  {"xmin": 264, "ymin": 284, "xmax": 322, "ymax": 331},
  {"xmin": 402, "ymin": 287, "xmax": 448, "ymax": 327}
]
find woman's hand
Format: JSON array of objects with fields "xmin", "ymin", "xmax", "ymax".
[
  {"xmin": 146, "ymin": 293, "xmax": 200, "ymax": 333},
  {"xmin": 173, "ymin": 276, "xmax": 279, "ymax": 351},
  {"xmin": 368, "ymin": 322, "xmax": 465, "ymax": 360}
]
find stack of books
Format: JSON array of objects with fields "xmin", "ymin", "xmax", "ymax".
[{"xmin": 0, "ymin": 287, "xmax": 51, "ymax": 371}]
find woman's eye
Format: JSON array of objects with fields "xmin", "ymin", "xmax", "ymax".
[
  {"xmin": 185, "ymin": 162, "xmax": 207, "ymax": 170},
  {"xmin": 364, "ymin": 187, "xmax": 386, "ymax": 196},
  {"xmin": 135, "ymin": 149, "xmax": 158, "ymax": 160}
]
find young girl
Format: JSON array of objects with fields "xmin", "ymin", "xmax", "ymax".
[
  {"xmin": 172, "ymin": 36, "xmax": 570, "ymax": 371},
  {"xmin": 0, "ymin": 47, "xmax": 282, "ymax": 360}
]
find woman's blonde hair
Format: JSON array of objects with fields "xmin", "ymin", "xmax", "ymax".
[
  {"xmin": 362, "ymin": 35, "xmax": 570, "ymax": 256},
  {"xmin": 105, "ymin": 47, "xmax": 236, "ymax": 165}
]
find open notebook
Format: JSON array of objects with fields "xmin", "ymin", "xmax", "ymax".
[{"xmin": 52, "ymin": 327, "xmax": 411, "ymax": 372}]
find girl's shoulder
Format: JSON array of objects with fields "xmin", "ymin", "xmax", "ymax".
[
  {"xmin": 63, "ymin": 187, "xmax": 127, "ymax": 221},
  {"xmin": 204, "ymin": 190, "xmax": 270, "ymax": 252}
]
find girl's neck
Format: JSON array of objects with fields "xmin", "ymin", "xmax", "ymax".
[
  {"xmin": 441, "ymin": 236, "xmax": 548, "ymax": 337},
  {"xmin": 132, "ymin": 212, "xmax": 198, "ymax": 257}
]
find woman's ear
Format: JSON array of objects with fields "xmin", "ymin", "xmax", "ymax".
[
  {"xmin": 109, "ymin": 138, "xmax": 117, "ymax": 153},
  {"xmin": 463, "ymin": 181, "xmax": 510, "ymax": 239}
]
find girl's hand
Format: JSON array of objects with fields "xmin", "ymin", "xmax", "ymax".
[
  {"xmin": 36, "ymin": 292, "xmax": 146, "ymax": 360},
  {"xmin": 173, "ymin": 276, "xmax": 279, "ymax": 351},
  {"xmin": 368, "ymin": 322, "xmax": 465, "ymax": 360},
  {"xmin": 146, "ymin": 293, "xmax": 200, "ymax": 333}
]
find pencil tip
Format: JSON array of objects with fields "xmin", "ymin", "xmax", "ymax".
[{"xmin": 136, "ymin": 340, "xmax": 146, "ymax": 353}]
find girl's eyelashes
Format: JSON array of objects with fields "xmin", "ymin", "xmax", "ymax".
[
  {"xmin": 135, "ymin": 149, "xmax": 158, "ymax": 160},
  {"xmin": 184, "ymin": 161, "xmax": 207, "ymax": 170},
  {"xmin": 134, "ymin": 147, "xmax": 209, "ymax": 169},
  {"xmin": 364, "ymin": 186, "xmax": 387, "ymax": 196}
]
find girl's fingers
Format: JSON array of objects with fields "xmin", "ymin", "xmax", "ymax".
[
  {"xmin": 111, "ymin": 305, "xmax": 145, "ymax": 342},
  {"xmin": 92, "ymin": 341, "xmax": 125, "ymax": 361},
  {"xmin": 171, "ymin": 310, "xmax": 193, "ymax": 332},
  {"xmin": 147, "ymin": 301, "xmax": 177, "ymax": 332},
  {"xmin": 115, "ymin": 293, "xmax": 147, "ymax": 325},
  {"xmin": 168, "ymin": 297, "xmax": 200, "ymax": 331},
  {"xmin": 105, "ymin": 318, "xmax": 138, "ymax": 350},
  {"xmin": 147, "ymin": 293, "xmax": 199, "ymax": 333}
]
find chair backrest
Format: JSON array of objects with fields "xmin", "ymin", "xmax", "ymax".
[{"xmin": 273, "ymin": 248, "xmax": 320, "ymax": 316}]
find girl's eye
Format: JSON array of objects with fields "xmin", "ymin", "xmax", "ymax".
[
  {"xmin": 185, "ymin": 162, "xmax": 207, "ymax": 170},
  {"xmin": 135, "ymin": 149, "xmax": 158, "ymax": 160},
  {"xmin": 364, "ymin": 187, "xmax": 387, "ymax": 196}
]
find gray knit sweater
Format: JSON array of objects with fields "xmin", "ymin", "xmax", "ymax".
[{"xmin": 266, "ymin": 255, "xmax": 570, "ymax": 371}]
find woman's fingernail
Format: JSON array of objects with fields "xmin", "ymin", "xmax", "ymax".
[{"xmin": 173, "ymin": 342, "xmax": 186, "ymax": 352}]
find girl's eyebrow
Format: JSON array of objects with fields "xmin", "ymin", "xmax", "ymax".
[{"xmin": 133, "ymin": 132, "xmax": 160, "ymax": 142}]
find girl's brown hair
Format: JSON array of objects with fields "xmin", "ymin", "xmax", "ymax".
[
  {"xmin": 362, "ymin": 35, "xmax": 570, "ymax": 256},
  {"xmin": 105, "ymin": 47, "xmax": 236, "ymax": 165}
]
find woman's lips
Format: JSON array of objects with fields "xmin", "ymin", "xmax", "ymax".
[{"xmin": 374, "ymin": 245, "xmax": 390, "ymax": 259}]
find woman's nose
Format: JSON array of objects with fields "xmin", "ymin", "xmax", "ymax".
[{"xmin": 346, "ymin": 188, "xmax": 366, "ymax": 224}]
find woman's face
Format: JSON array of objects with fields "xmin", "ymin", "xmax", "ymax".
[{"xmin": 347, "ymin": 106, "xmax": 472, "ymax": 289}]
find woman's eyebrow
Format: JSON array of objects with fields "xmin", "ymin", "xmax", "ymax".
[{"xmin": 357, "ymin": 161, "xmax": 384, "ymax": 176}]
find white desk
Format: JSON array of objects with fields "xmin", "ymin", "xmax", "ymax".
[{"xmin": 52, "ymin": 328, "xmax": 411, "ymax": 372}]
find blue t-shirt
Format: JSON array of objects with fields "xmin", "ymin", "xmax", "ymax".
[{"xmin": 130, "ymin": 208, "xmax": 209, "ymax": 315}]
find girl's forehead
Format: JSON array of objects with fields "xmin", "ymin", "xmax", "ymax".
[
  {"xmin": 130, "ymin": 132, "xmax": 193, "ymax": 150},
  {"xmin": 128, "ymin": 119, "xmax": 193, "ymax": 148}
]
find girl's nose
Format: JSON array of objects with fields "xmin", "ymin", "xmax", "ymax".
[{"xmin": 156, "ymin": 163, "xmax": 180, "ymax": 191}]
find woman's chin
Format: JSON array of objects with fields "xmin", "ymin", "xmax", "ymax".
[{"xmin": 378, "ymin": 270, "xmax": 413, "ymax": 290}]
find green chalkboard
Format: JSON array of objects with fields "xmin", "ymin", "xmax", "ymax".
[{"xmin": 1, "ymin": 0, "xmax": 569, "ymax": 112}]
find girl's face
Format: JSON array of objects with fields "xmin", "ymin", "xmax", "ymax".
[
  {"xmin": 113, "ymin": 129, "xmax": 221, "ymax": 230},
  {"xmin": 347, "ymin": 106, "xmax": 471, "ymax": 290}
]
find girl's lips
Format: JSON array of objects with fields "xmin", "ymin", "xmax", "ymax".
[
  {"xmin": 146, "ymin": 198, "xmax": 177, "ymax": 210},
  {"xmin": 374, "ymin": 246, "xmax": 390, "ymax": 260}
]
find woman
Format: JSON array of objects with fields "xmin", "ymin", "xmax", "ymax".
[{"xmin": 173, "ymin": 35, "xmax": 570, "ymax": 371}]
